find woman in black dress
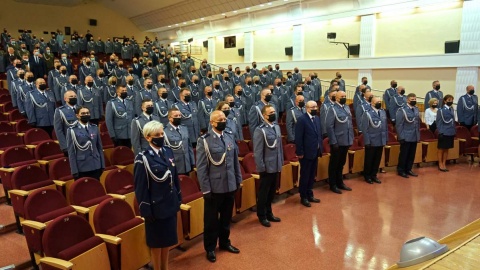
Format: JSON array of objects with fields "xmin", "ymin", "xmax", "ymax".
[
  {"xmin": 134, "ymin": 120, "xmax": 182, "ymax": 270},
  {"xmin": 436, "ymin": 95, "xmax": 456, "ymax": 172}
]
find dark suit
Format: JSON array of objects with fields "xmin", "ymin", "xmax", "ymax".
[
  {"xmin": 295, "ymin": 113, "xmax": 323, "ymax": 199},
  {"xmin": 60, "ymin": 59, "xmax": 74, "ymax": 75},
  {"xmin": 29, "ymin": 56, "xmax": 47, "ymax": 79},
  {"xmin": 132, "ymin": 63, "xmax": 144, "ymax": 78}
]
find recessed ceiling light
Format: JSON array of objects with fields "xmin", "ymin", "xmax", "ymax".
[
  {"xmin": 168, "ymin": 25, "xmax": 171, "ymax": 27},
  {"xmin": 246, "ymin": 7, "xmax": 250, "ymax": 10},
  {"xmin": 268, "ymin": 3, "xmax": 272, "ymax": 5},
  {"xmin": 222, "ymin": 13, "xmax": 226, "ymax": 15},
  {"xmin": 183, "ymin": 22, "xmax": 187, "ymax": 24},
  {"xmin": 260, "ymin": 4, "xmax": 264, "ymax": 6},
  {"xmin": 175, "ymin": 24, "xmax": 178, "ymax": 26},
  {"xmin": 201, "ymin": 18, "xmax": 205, "ymax": 20},
  {"xmin": 233, "ymin": 10, "xmax": 237, "ymax": 13},
  {"xmin": 192, "ymin": 20, "xmax": 195, "ymax": 22},
  {"xmin": 284, "ymin": 0, "xmax": 288, "ymax": 1}
]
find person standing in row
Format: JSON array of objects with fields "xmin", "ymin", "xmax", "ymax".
[
  {"xmin": 457, "ymin": 85, "xmax": 478, "ymax": 131},
  {"xmin": 424, "ymin": 98, "xmax": 439, "ymax": 133},
  {"xmin": 54, "ymin": 90, "xmax": 78, "ymax": 156},
  {"xmin": 105, "ymin": 85, "xmax": 134, "ymax": 147},
  {"xmin": 436, "ymin": 95, "xmax": 456, "ymax": 172},
  {"xmin": 253, "ymin": 105, "xmax": 283, "ymax": 227},
  {"xmin": 131, "ymin": 99, "xmax": 160, "ymax": 155},
  {"xmin": 25, "ymin": 78, "xmax": 55, "ymax": 136}
]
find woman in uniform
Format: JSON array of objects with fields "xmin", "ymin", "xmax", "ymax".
[
  {"xmin": 134, "ymin": 121, "xmax": 182, "ymax": 270},
  {"xmin": 436, "ymin": 95, "xmax": 456, "ymax": 172}
]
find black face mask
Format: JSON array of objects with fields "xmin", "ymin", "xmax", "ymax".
[
  {"xmin": 298, "ymin": 101, "xmax": 305, "ymax": 108},
  {"xmin": 193, "ymin": 79, "xmax": 199, "ymax": 84},
  {"xmin": 265, "ymin": 95, "xmax": 272, "ymax": 102},
  {"xmin": 409, "ymin": 101, "xmax": 417, "ymax": 106},
  {"xmin": 160, "ymin": 78, "xmax": 166, "ymax": 83},
  {"xmin": 225, "ymin": 77, "xmax": 230, "ymax": 81},
  {"xmin": 19, "ymin": 74, "xmax": 25, "ymax": 79},
  {"xmin": 297, "ymin": 91, "xmax": 303, "ymax": 96},
  {"xmin": 253, "ymin": 64, "xmax": 257, "ymax": 68},
  {"xmin": 331, "ymin": 96, "xmax": 336, "ymax": 102},
  {"xmin": 375, "ymin": 103, "xmax": 382, "ymax": 109},
  {"xmin": 294, "ymin": 70, "xmax": 299, "ymax": 73},
  {"xmin": 363, "ymin": 81, "xmax": 368, "ymax": 85},
  {"xmin": 431, "ymin": 104, "xmax": 438, "ymax": 109},
  {"xmin": 111, "ymin": 81, "xmax": 117, "ymax": 86},
  {"xmin": 276, "ymin": 67, "xmax": 280, "ymax": 70},
  {"xmin": 220, "ymin": 70, "xmax": 224, "ymax": 74},
  {"xmin": 61, "ymin": 70, "xmax": 67, "ymax": 75},
  {"xmin": 16, "ymin": 63, "xmax": 22, "ymax": 68},
  {"xmin": 468, "ymin": 90, "xmax": 475, "ymax": 95},
  {"xmin": 246, "ymin": 69, "xmax": 250, "ymax": 73},
  {"xmin": 87, "ymin": 82, "xmax": 94, "ymax": 88},
  {"xmin": 148, "ymin": 63, "xmax": 153, "ymax": 67},
  {"xmin": 184, "ymin": 95, "xmax": 191, "ymax": 102},
  {"xmin": 86, "ymin": 62, "xmax": 91, "ymax": 66},
  {"xmin": 228, "ymin": 68, "xmax": 232, "ymax": 71},
  {"xmin": 180, "ymin": 83, "xmax": 186, "ymax": 88},
  {"xmin": 214, "ymin": 85, "xmax": 220, "ymax": 90},
  {"xmin": 247, "ymin": 81, "xmax": 252, "ymax": 86},
  {"xmin": 68, "ymin": 97, "xmax": 77, "ymax": 106},
  {"xmin": 263, "ymin": 71, "xmax": 268, "ymax": 75},
  {"xmin": 207, "ymin": 74, "xmax": 212, "ymax": 78},
  {"xmin": 177, "ymin": 74, "xmax": 182, "ymax": 78},
  {"xmin": 80, "ymin": 115, "xmax": 91, "ymax": 123},
  {"xmin": 236, "ymin": 71, "xmax": 241, "ymax": 75},
  {"xmin": 161, "ymin": 92, "xmax": 168, "ymax": 99},
  {"xmin": 338, "ymin": 75, "xmax": 342, "ymax": 79},
  {"xmin": 446, "ymin": 101, "xmax": 453, "ymax": 107},
  {"xmin": 39, "ymin": 84, "xmax": 47, "ymax": 90},
  {"xmin": 229, "ymin": 101, "xmax": 235, "ymax": 108},
  {"xmin": 237, "ymin": 91, "xmax": 243, "ymax": 96},
  {"xmin": 311, "ymin": 76, "xmax": 315, "ymax": 80},
  {"xmin": 71, "ymin": 79, "xmax": 78, "ymax": 85},
  {"xmin": 435, "ymin": 85, "xmax": 440, "ymax": 91},
  {"xmin": 276, "ymin": 82, "xmax": 282, "ymax": 87},
  {"xmin": 306, "ymin": 81, "xmax": 311, "ymax": 85},
  {"xmin": 120, "ymin": 92, "xmax": 128, "ymax": 99},
  {"xmin": 288, "ymin": 75, "xmax": 292, "ymax": 79},
  {"xmin": 151, "ymin": 137, "xmax": 164, "ymax": 148},
  {"xmin": 223, "ymin": 110, "xmax": 230, "ymax": 117},
  {"xmin": 192, "ymin": 70, "xmax": 196, "ymax": 73},
  {"xmin": 339, "ymin": 98, "xmax": 347, "ymax": 105},
  {"xmin": 145, "ymin": 106, "xmax": 154, "ymax": 115},
  {"xmin": 310, "ymin": 109, "xmax": 317, "ymax": 115},
  {"xmin": 206, "ymin": 91, "xmax": 213, "ymax": 96},
  {"xmin": 368, "ymin": 96, "xmax": 373, "ymax": 102},
  {"xmin": 400, "ymin": 90, "xmax": 405, "ymax": 95},
  {"xmin": 392, "ymin": 83, "xmax": 398, "ymax": 88},
  {"xmin": 172, "ymin": 117, "xmax": 182, "ymax": 126},
  {"xmin": 146, "ymin": 84, "xmax": 153, "ymax": 90},
  {"xmin": 215, "ymin": 122, "xmax": 226, "ymax": 131},
  {"xmin": 267, "ymin": 114, "xmax": 276, "ymax": 122},
  {"xmin": 254, "ymin": 80, "xmax": 260, "ymax": 84}
]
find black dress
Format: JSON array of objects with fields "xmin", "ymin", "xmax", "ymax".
[{"xmin": 437, "ymin": 134, "xmax": 454, "ymax": 149}]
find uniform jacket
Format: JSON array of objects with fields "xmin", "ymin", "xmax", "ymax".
[
  {"xmin": 25, "ymin": 89, "xmax": 56, "ymax": 126},
  {"xmin": 295, "ymin": 113, "xmax": 323, "ymax": 159},
  {"xmin": 131, "ymin": 113, "xmax": 161, "ymax": 155},
  {"xmin": 66, "ymin": 123, "xmax": 105, "ymax": 174},
  {"xmin": 361, "ymin": 108, "xmax": 388, "ymax": 147},
  {"xmin": 54, "ymin": 105, "xmax": 78, "ymax": 150},
  {"xmin": 395, "ymin": 105, "xmax": 421, "ymax": 142},
  {"xmin": 326, "ymin": 103, "xmax": 354, "ymax": 146},
  {"xmin": 253, "ymin": 123, "xmax": 284, "ymax": 173},
  {"xmin": 105, "ymin": 97, "xmax": 134, "ymax": 139},
  {"xmin": 164, "ymin": 122, "xmax": 195, "ymax": 174}
]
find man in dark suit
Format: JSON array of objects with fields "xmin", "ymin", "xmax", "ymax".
[
  {"xmin": 29, "ymin": 49, "xmax": 47, "ymax": 80},
  {"xmin": 60, "ymin": 53, "xmax": 74, "ymax": 75},
  {"xmin": 131, "ymin": 57, "xmax": 143, "ymax": 78},
  {"xmin": 295, "ymin": 101, "xmax": 323, "ymax": 207}
]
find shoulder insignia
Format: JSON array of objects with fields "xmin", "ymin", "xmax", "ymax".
[
  {"xmin": 259, "ymin": 124, "xmax": 266, "ymax": 128},
  {"xmin": 59, "ymin": 105, "xmax": 66, "ymax": 109},
  {"xmin": 201, "ymin": 133, "xmax": 210, "ymax": 138},
  {"xmin": 290, "ymin": 107, "xmax": 295, "ymax": 110},
  {"xmin": 224, "ymin": 130, "xmax": 233, "ymax": 134},
  {"xmin": 90, "ymin": 123, "xmax": 97, "ymax": 127},
  {"xmin": 134, "ymin": 116, "xmax": 141, "ymax": 120},
  {"xmin": 148, "ymin": 149, "xmax": 155, "ymax": 156}
]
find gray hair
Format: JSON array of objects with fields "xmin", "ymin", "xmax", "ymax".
[{"xmin": 143, "ymin": 121, "xmax": 164, "ymax": 137}]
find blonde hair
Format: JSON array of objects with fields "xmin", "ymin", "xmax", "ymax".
[
  {"xmin": 143, "ymin": 121, "xmax": 164, "ymax": 137},
  {"xmin": 428, "ymin": 98, "xmax": 438, "ymax": 107}
]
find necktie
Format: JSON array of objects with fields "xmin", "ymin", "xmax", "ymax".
[
  {"xmin": 85, "ymin": 125, "xmax": 89, "ymax": 134},
  {"xmin": 35, "ymin": 57, "xmax": 38, "ymax": 63},
  {"xmin": 220, "ymin": 134, "xmax": 225, "ymax": 146},
  {"xmin": 149, "ymin": 116, "xmax": 152, "ymax": 121},
  {"xmin": 30, "ymin": 84, "xmax": 33, "ymax": 90},
  {"xmin": 312, "ymin": 117, "xmax": 318, "ymax": 133},
  {"xmin": 73, "ymin": 85, "xmax": 76, "ymax": 90}
]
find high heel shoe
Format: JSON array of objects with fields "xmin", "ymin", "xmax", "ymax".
[{"xmin": 438, "ymin": 167, "xmax": 448, "ymax": 172}]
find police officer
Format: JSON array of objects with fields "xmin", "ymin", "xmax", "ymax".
[
  {"xmin": 212, "ymin": 80, "xmax": 224, "ymax": 102},
  {"xmin": 457, "ymin": 85, "xmax": 478, "ymax": 131},
  {"xmin": 321, "ymin": 88, "xmax": 338, "ymax": 137},
  {"xmin": 133, "ymin": 120, "xmax": 181, "ymax": 270},
  {"xmin": 163, "ymin": 108, "xmax": 195, "ymax": 175},
  {"xmin": 54, "ymin": 90, "xmax": 78, "ymax": 156},
  {"xmin": 188, "ymin": 75, "xmax": 201, "ymax": 104},
  {"xmin": 104, "ymin": 76, "xmax": 118, "ymax": 103},
  {"xmin": 353, "ymin": 84, "xmax": 366, "ymax": 115},
  {"xmin": 196, "ymin": 110, "xmax": 242, "ymax": 263},
  {"xmin": 17, "ymin": 71, "xmax": 34, "ymax": 116},
  {"xmin": 233, "ymin": 85, "xmax": 247, "ymax": 126},
  {"xmin": 221, "ymin": 73, "xmax": 233, "ymax": 96},
  {"xmin": 198, "ymin": 86, "xmax": 217, "ymax": 133},
  {"xmin": 395, "ymin": 93, "xmax": 421, "ymax": 178},
  {"xmin": 106, "ymin": 85, "xmax": 134, "ymax": 147},
  {"xmin": 78, "ymin": 76, "xmax": 103, "ymax": 125},
  {"xmin": 10, "ymin": 69, "xmax": 25, "ymax": 108},
  {"xmin": 25, "ymin": 78, "xmax": 56, "ymax": 136},
  {"xmin": 224, "ymin": 95, "xmax": 244, "ymax": 141},
  {"xmin": 214, "ymin": 101, "xmax": 243, "ymax": 141},
  {"xmin": 135, "ymin": 78, "xmax": 159, "ymax": 116},
  {"xmin": 355, "ymin": 90, "xmax": 373, "ymax": 134},
  {"xmin": 425, "ymin": 80, "xmax": 443, "ymax": 110},
  {"xmin": 154, "ymin": 87, "xmax": 173, "ymax": 126},
  {"xmin": 125, "ymin": 75, "xmax": 139, "ymax": 102},
  {"xmin": 248, "ymin": 89, "xmax": 277, "ymax": 138},
  {"xmin": 53, "ymin": 66, "xmax": 69, "ymax": 103},
  {"xmin": 174, "ymin": 88, "xmax": 199, "ymax": 147},
  {"xmin": 131, "ymin": 99, "xmax": 160, "ymax": 155},
  {"xmin": 78, "ymin": 58, "xmax": 96, "ymax": 85},
  {"xmin": 388, "ymin": 86, "xmax": 407, "ymax": 125},
  {"xmin": 361, "ymin": 96, "xmax": 387, "ymax": 184},
  {"xmin": 326, "ymin": 91, "xmax": 353, "ymax": 194},
  {"xmin": 383, "ymin": 80, "xmax": 398, "ymax": 118},
  {"xmin": 253, "ymin": 104, "xmax": 283, "ymax": 227},
  {"xmin": 66, "ymin": 106, "xmax": 105, "ymax": 180},
  {"xmin": 286, "ymin": 85, "xmax": 309, "ymax": 111},
  {"xmin": 436, "ymin": 95, "xmax": 456, "ymax": 172},
  {"xmin": 286, "ymin": 95, "xmax": 305, "ymax": 143}
]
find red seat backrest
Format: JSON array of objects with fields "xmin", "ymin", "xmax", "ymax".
[
  {"xmin": 93, "ymin": 198, "xmax": 136, "ymax": 234},
  {"xmin": 24, "ymin": 188, "xmax": 69, "ymax": 221},
  {"xmin": 110, "ymin": 146, "xmax": 134, "ymax": 165},
  {"xmin": 49, "ymin": 158, "xmax": 72, "ymax": 180},
  {"xmin": 15, "ymin": 119, "xmax": 33, "ymax": 133},
  {"xmin": 471, "ymin": 125, "xmax": 479, "ymax": 137},
  {"xmin": 69, "ymin": 177, "xmax": 108, "ymax": 205},
  {"xmin": 11, "ymin": 165, "xmax": 50, "ymax": 190},
  {"xmin": 322, "ymin": 138, "xmax": 331, "ymax": 154},
  {"xmin": 242, "ymin": 126, "xmax": 251, "ymax": 140},
  {"xmin": 357, "ymin": 134, "xmax": 365, "ymax": 147},
  {"xmin": 34, "ymin": 141, "xmax": 63, "ymax": 160},
  {"xmin": 388, "ymin": 132, "xmax": 398, "ymax": 142},
  {"xmin": 178, "ymin": 175, "xmax": 202, "ymax": 204},
  {"xmin": 420, "ymin": 128, "xmax": 436, "ymax": 141},
  {"xmin": 241, "ymin": 153, "xmax": 257, "ymax": 174},
  {"xmin": 237, "ymin": 140, "xmax": 250, "ymax": 157},
  {"xmin": 283, "ymin": 144, "xmax": 297, "ymax": 162},
  {"xmin": 0, "ymin": 132, "xmax": 24, "ymax": 149},
  {"xmin": 24, "ymin": 128, "xmax": 51, "ymax": 144},
  {"xmin": 8, "ymin": 109, "xmax": 24, "ymax": 122},
  {"xmin": 0, "ymin": 121, "xmax": 14, "ymax": 132},
  {"xmin": 104, "ymin": 169, "xmax": 134, "ymax": 194},
  {"xmin": 1, "ymin": 146, "xmax": 34, "ymax": 167},
  {"xmin": 456, "ymin": 126, "xmax": 472, "ymax": 146},
  {"xmin": 100, "ymin": 132, "xmax": 114, "ymax": 148}
]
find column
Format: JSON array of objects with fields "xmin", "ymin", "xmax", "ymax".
[
  {"xmin": 454, "ymin": 67, "xmax": 478, "ymax": 104},
  {"xmin": 292, "ymin": 24, "xmax": 304, "ymax": 61},
  {"xmin": 208, "ymin": 37, "xmax": 215, "ymax": 65},
  {"xmin": 244, "ymin": 32, "xmax": 254, "ymax": 64},
  {"xmin": 359, "ymin": 15, "xmax": 376, "ymax": 58}
]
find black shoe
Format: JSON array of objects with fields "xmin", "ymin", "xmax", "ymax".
[
  {"xmin": 300, "ymin": 198, "xmax": 311, "ymax": 207},
  {"xmin": 330, "ymin": 187, "xmax": 342, "ymax": 194},
  {"xmin": 206, "ymin": 251, "xmax": 216, "ymax": 262},
  {"xmin": 371, "ymin": 176, "xmax": 382, "ymax": 184},
  {"xmin": 365, "ymin": 178, "xmax": 373, "ymax": 184},
  {"xmin": 220, "ymin": 244, "xmax": 240, "ymax": 254},
  {"xmin": 398, "ymin": 172, "xmax": 409, "ymax": 178},
  {"xmin": 308, "ymin": 197, "xmax": 321, "ymax": 203},
  {"xmin": 407, "ymin": 171, "xmax": 418, "ymax": 177},
  {"xmin": 338, "ymin": 184, "xmax": 352, "ymax": 191},
  {"xmin": 438, "ymin": 167, "xmax": 448, "ymax": 172},
  {"xmin": 259, "ymin": 218, "xmax": 271, "ymax": 227},
  {"xmin": 267, "ymin": 215, "xmax": 281, "ymax": 222}
]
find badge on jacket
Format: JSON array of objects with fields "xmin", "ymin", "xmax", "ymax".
[{"xmin": 169, "ymin": 158, "xmax": 175, "ymax": 166}]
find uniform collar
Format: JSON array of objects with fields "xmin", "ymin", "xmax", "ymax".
[{"xmin": 212, "ymin": 129, "xmax": 223, "ymax": 137}]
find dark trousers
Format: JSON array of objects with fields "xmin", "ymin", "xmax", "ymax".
[
  {"xmin": 257, "ymin": 172, "xmax": 278, "ymax": 219},
  {"xmin": 38, "ymin": 125, "xmax": 53, "ymax": 138},
  {"xmin": 398, "ymin": 141, "xmax": 417, "ymax": 173},
  {"xmin": 299, "ymin": 158, "xmax": 317, "ymax": 199},
  {"xmin": 75, "ymin": 168, "xmax": 103, "ymax": 181},
  {"xmin": 90, "ymin": 119, "xmax": 99, "ymax": 125},
  {"xmin": 461, "ymin": 123, "xmax": 473, "ymax": 132},
  {"xmin": 328, "ymin": 146, "xmax": 349, "ymax": 188},
  {"xmin": 114, "ymin": 138, "xmax": 132, "ymax": 148},
  {"xmin": 364, "ymin": 146, "xmax": 383, "ymax": 179},
  {"xmin": 203, "ymin": 191, "xmax": 235, "ymax": 252}
]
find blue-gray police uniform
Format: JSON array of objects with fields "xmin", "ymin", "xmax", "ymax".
[
  {"xmin": 103, "ymin": 85, "xmax": 117, "ymax": 103},
  {"xmin": 25, "ymin": 89, "xmax": 56, "ymax": 127},
  {"xmin": 241, "ymin": 85, "xmax": 255, "ymax": 113},
  {"xmin": 164, "ymin": 122, "xmax": 195, "ymax": 174},
  {"xmin": 383, "ymin": 87, "xmax": 396, "ymax": 111},
  {"xmin": 134, "ymin": 89, "xmax": 159, "ymax": 116},
  {"xmin": 248, "ymin": 101, "xmax": 277, "ymax": 138},
  {"xmin": 361, "ymin": 108, "xmax": 388, "ymax": 180},
  {"xmin": 54, "ymin": 105, "xmax": 78, "ymax": 151},
  {"xmin": 66, "ymin": 123, "xmax": 105, "ymax": 176},
  {"xmin": 131, "ymin": 113, "xmax": 161, "ymax": 155},
  {"xmin": 424, "ymin": 90, "xmax": 443, "ymax": 110},
  {"xmin": 436, "ymin": 105, "xmax": 456, "ymax": 149},
  {"xmin": 395, "ymin": 105, "xmax": 421, "ymax": 174},
  {"xmin": 320, "ymin": 99, "xmax": 333, "ymax": 136},
  {"xmin": 355, "ymin": 99, "xmax": 371, "ymax": 133},
  {"xmin": 105, "ymin": 97, "xmax": 134, "ymax": 140},
  {"xmin": 188, "ymin": 83, "xmax": 201, "ymax": 104},
  {"xmin": 457, "ymin": 94, "xmax": 478, "ymax": 128},
  {"xmin": 10, "ymin": 78, "xmax": 24, "ymax": 108},
  {"xmin": 16, "ymin": 82, "xmax": 33, "ymax": 114},
  {"xmin": 233, "ymin": 94, "xmax": 247, "ymax": 125},
  {"xmin": 197, "ymin": 97, "xmax": 218, "ymax": 131},
  {"xmin": 77, "ymin": 86, "xmax": 103, "ymax": 121},
  {"xmin": 207, "ymin": 111, "xmax": 243, "ymax": 141},
  {"xmin": 154, "ymin": 98, "xmax": 174, "ymax": 126},
  {"xmin": 78, "ymin": 65, "xmax": 96, "ymax": 85},
  {"xmin": 174, "ymin": 101, "xmax": 199, "ymax": 146},
  {"xmin": 388, "ymin": 94, "xmax": 407, "ymax": 123},
  {"xmin": 53, "ymin": 75, "xmax": 69, "ymax": 102},
  {"xmin": 286, "ymin": 106, "xmax": 305, "ymax": 142}
]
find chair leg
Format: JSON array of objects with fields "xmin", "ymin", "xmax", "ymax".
[
  {"xmin": 14, "ymin": 214, "xmax": 23, "ymax": 234},
  {"xmin": 30, "ymin": 251, "xmax": 39, "ymax": 270}
]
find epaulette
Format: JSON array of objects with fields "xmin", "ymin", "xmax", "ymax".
[
  {"xmin": 290, "ymin": 107, "xmax": 295, "ymax": 110},
  {"xmin": 90, "ymin": 123, "xmax": 97, "ymax": 126},
  {"xmin": 224, "ymin": 130, "xmax": 233, "ymax": 134},
  {"xmin": 201, "ymin": 133, "xmax": 210, "ymax": 138},
  {"xmin": 134, "ymin": 116, "xmax": 141, "ymax": 120},
  {"xmin": 259, "ymin": 124, "xmax": 266, "ymax": 128},
  {"xmin": 58, "ymin": 105, "xmax": 66, "ymax": 109},
  {"xmin": 147, "ymin": 149, "xmax": 155, "ymax": 156}
]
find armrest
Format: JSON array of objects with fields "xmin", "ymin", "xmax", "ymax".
[
  {"xmin": 458, "ymin": 139, "xmax": 466, "ymax": 142},
  {"xmin": 54, "ymin": 140, "xmax": 59, "ymax": 144},
  {"xmin": 8, "ymin": 189, "xmax": 29, "ymax": 197},
  {"xmin": 96, "ymin": 234, "xmax": 122, "ymax": 245},
  {"xmin": 26, "ymin": 145, "xmax": 37, "ymax": 149},
  {"xmin": 421, "ymin": 142, "xmax": 430, "ymax": 145},
  {"xmin": 114, "ymin": 165, "xmax": 126, "ymax": 169},
  {"xmin": 251, "ymin": 174, "xmax": 259, "ymax": 179},
  {"xmin": 17, "ymin": 133, "xmax": 25, "ymax": 136},
  {"xmin": 384, "ymin": 145, "xmax": 391, "ymax": 149},
  {"xmin": 39, "ymin": 257, "xmax": 73, "ymax": 270},
  {"xmin": 238, "ymin": 157, "xmax": 244, "ymax": 161},
  {"xmin": 71, "ymin": 205, "xmax": 90, "ymax": 215},
  {"xmin": 53, "ymin": 180, "xmax": 66, "ymax": 186},
  {"xmin": 0, "ymin": 150, "xmax": 3, "ymax": 154},
  {"xmin": 0, "ymin": 167, "xmax": 15, "ymax": 173},
  {"xmin": 290, "ymin": 161, "xmax": 299, "ymax": 166},
  {"xmin": 109, "ymin": 194, "xmax": 126, "ymax": 200},
  {"xmin": 37, "ymin": 160, "xmax": 50, "ymax": 165},
  {"xmin": 472, "ymin": 137, "xmax": 479, "ymax": 141},
  {"xmin": 348, "ymin": 150, "xmax": 356, "ymax": 154},
  {"xmin": 180, "ymin": 204, "xmax": 191, "ymax": 211},
  {"xmin": 22, "ymin": 220, "xmax": 47, "ymax": 230}
]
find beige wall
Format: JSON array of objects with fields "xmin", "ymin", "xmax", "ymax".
[
  {"xmin": 253, "ymin": 28, "xmax": 293, "ymax": 62},
  {"xmin": 375, "ymin": 7, "xmax": 463, "ymax": 57},
  {"xmin": 215, "ymin": 35, "xmax": 244, "ymax": 64},
  {"xmin": 1, "ymin": 0, "xmax": 148, "ymax": 42},
  {"xmin": 304, "ymin": 19, "xmax": 361, "ymax": 60}
]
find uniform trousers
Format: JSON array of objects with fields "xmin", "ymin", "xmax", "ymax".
[
  {"xmin": 363, "ymin": 146, "xmax": 383, "ymax": 180},
  {"xmin": 461, "ymin": 123, "xmax": 473, "ymax": 132},
  {"xmin": 38, "ymin": 125, "xmax": 53, "ymax": 138},
  {"xmin": 397, "ymin": 141, "xmax": 417, "ymax": 173},
  {"xmin": 75, "ymin": 168, "xmax": 103, "ymax": 181},
  {"xmin": 257, "ymin": 172, "xmax": 278, "ymax": 219},
  {"xmin": 328, "ymin": 146, "xmax": 349, "ymax": 188},
  {"xmin": 114, "ymin": 138, "xmax": 132, "ymax": 148},
  {"xmin": 299, "ymin": 158, "xmax": 317, "ymax": 199},
  {"xmin": 204, "ymin": 191, "xmax": 235, "ymax": 252}
]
